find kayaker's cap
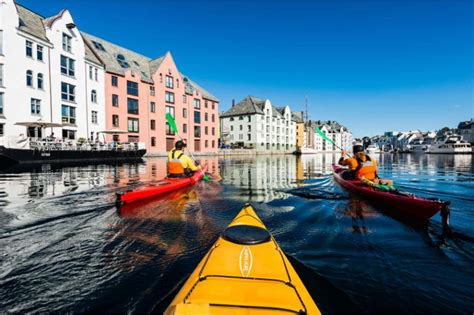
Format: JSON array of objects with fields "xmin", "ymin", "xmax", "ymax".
[
  {"xmin": 175, "ymin": 140, "xmax": 187, "ymax": 150},
  {"xmin": 353, "ymin": 143, "xmax": 364, "ymax": 153}
]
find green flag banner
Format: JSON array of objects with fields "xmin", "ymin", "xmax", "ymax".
[
  {"xmin": 315, "ymin": 127, "xmax": 336, "ymax": 146},
  {"xmin": 165, "ymin": 113, "xmax": 178, "ymax": 134}
]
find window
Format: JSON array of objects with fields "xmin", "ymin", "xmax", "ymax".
[
  {"xmin": 248, "ymin": 125, "xmax": 251, "ymax": 132},
  {"xmin": 166, "ymin": 105, "xmax": 175, "ymax": 118},
  {"xmin": 183, "ymin": 108, "xmax": 187, "ymax": 118},
  {"xmin": 194, "ymin": 111, "xmax": 201, "ymax": 124},
  {"xmin": 30, "ymin": 98, "xmax": 41, "ymax": 115},
  {"xmin": 111, "ymin": 75, "xmax": 118, "ymax": 86},
  {"xmin": 37, "ymin": 45, "xmax": 43, "ymax": 61},
  {"xmin": 91, "ymin": 90, "xmax": 97, "ymax": 103},
  {"xmin": 94, "ymin": 68, "xmax": 98, "ymax": 81},
  {"xmin": 248, "ymin": 134, "xmax": 251, "ymax": 141},
  {"xmin": 0, "ymin": 64, "xmax": 3, "ymax": 86},
  {"xmin": 150, "ymin": 86, "xmax": 155, "ymax": 96},
  {"xmin": 240, "ymin": 125, "xmax": 243, "ymax": 131},
  {"xmin": 61, "ymin": 82, "xmax": 75, "ymax": 102},
  {"xmin": 62, "ymin": 129, "xmax": 76, "ymax": 140},
  {"xmin": 239, "ymin": 116, "xmax": 243, "ymax": 120},
  {"xmin": 112, "ymin": 115, "xmax": 119, "ymax": 127},
  {"xmin": 166, "ymin": 122, "xmax": 175, "ymax": 135},
  {"xmin": 212, "ymin": 140, "xmax": 215, "ymax": 148},
  {"xmin": 205, "ymin": 112, "xmax": 208, "ymax": 121},
  {"xmin": 61, "ymin": 105, "xmax": 76, "ymax": 124},
  {"xmin": 151, "ymin": 137, "xmax": 156, "ymax": 147},
  {"xmin": 26, "ymin": 40, "xmax": 33, "ymax": 57},
  {"xmin": 205, "ymin": 126, "xmax": 208, "ymax": 135},
  {"xmin": 183, "ymin": 95, "xmax": 187, "ymax": 103},
  {"xmin": 165, "ymin": 91, "xmax": 175, "ymax": 103},
  {"xmin": 150, "ymin": 119, "xmax": 156, "ymax": 130},
  {"xmin": 230, "ymin": 126, "xmax": 233, "ymax": 131},
  {"xmin": 194, "ymin": 99, "xmax": 200, "ymax": 109},
  {"xmin": 248, "ymin": 116, "xmax": 251, "ymax": 122},
  {"xmin": 0, "ymin": 123, "xmax": 3, "ymax": 137},
  {"xmin": 166, "ymin": 75, "xmax": 174, "ymax": 88},
  {"xmin": 89, "ymin": 66, "xmax": 93, "ymax": 79},
  {"xmin": 183, "ymin": 123, "xmax": 187, "ymax": 133},
  {"xmin": 150, "ymin": 101, "xmax": 155, "ymax": 113},
  {"xmin": 92, "ymin": 40, "xmax": 106, "ymax": 51},
  {"xmin": 205, "ymin": 100, "xmax": 208, "ymax": 108},
  {"xmin": 194, "ymin": 126, "xmax": 201, "ymax": 138},
  {"xmin": 127, "ymin": 81, "xmax": 138, "ymax": 96},
  {"xmin": 176, "ymin": 79, "xmax": 179, "ymax": 88},
  {"xmin": 0, "ymin": 92, "xmax": 3, "ymax": 115},
  {"xmin": 91, "ymin": 111, "xmax": 98, "ymax": 124},
  {"xmin": 112, "ymin": 94, "xmax": 119, "ymax": 107},
  {"xmin": 127, "ymin": 98, "xmax": 139, "ymax": 114},
  {"xmin": 61, "ymin": 55, "xmax": 75, "ymax": 76},
  {"xmin": 159, "ymin": 73, "xmax": 163, "ymax": 82},
  {"xmin": 37, "ymin": 73, "xmax": 43, "ymax": 89},
  {"xmin": 26, "ymin": 70, "xmax": 33, "ymax": 87},
  {"xmin": 212, "ymin": 114, "xmax": 215, "ymax": 122},
  {"xmin": 212, "ymin": 102, "xmax": 215, "ymax": 110},
  {"xmin": 230, "ymin": 117, "xmax": 234, "ymax": 121},
  {"xmin": 128, "ymin": 118, "xmax": 139, "ymax": 132},
  {"xmin": 116, "ymin": 54, "xmax": 130, "ymax": 68},
  {"xmin": 0, "ymin": 31, "xmax": 3, "ymax": 55},
  {"xmin": 205, "ymin": 140, "xmax": 208, "ymax": 148},
  {"xmin": 62, "ymin": 33, "xmax": 72, "ymax": 52},
  {"xmin": 212, "ymin": 127, "xmax": 215, "ymax": 136}
]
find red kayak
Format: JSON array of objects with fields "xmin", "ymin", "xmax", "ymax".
[
  {"xmin": 332, "ymin": 165, "xmax": 449, "ymax": 220},
  {"xmin": 117, "ymin": 165, "xmax": 208, "ymax": 205}
]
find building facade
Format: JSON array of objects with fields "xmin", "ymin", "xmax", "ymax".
[
  {"xmin": 0, "ymin": 1, "xmax": 105, "ymax": 141},
  {"xmin": 82, "ymin": 33, "xmax": 219, "ymax": 155},
  {"xmin": 312, "ymin": 120, "xmax": 353, "ymax": 152},
  {"xmin": 292, "ymin": 111, "xmax": 304, "ymax": 150},
  {"xmin": 220, "ymin": 96, "xmax": 296, "ymax": 152}
]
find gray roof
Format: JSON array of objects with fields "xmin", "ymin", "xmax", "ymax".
[
  {"xmin": 458, "ymin": 118, "xmax": 474, "ymax": 129},
  {"xmin": 16, "ymin": 4, "xmax": 50, "ymax": 42},
  {"xmin": 82, "ymin": 32, "xmax": 156, "ymax": 83},
  {"xmin": 292, "ymin": 111, "xmax": 304, "ymax": 123},
  {"xmin": 183, "ymin": 76, "xmax": 219, "ymax": 102},
  {"xmin": 221, "ymin": 96, "xmax": 265, "ymax": 117},
  {"xmin": 311, "ymin": 120, "xmax": 348, "ymax": 132},
  {"xmin": 83, "ymin": 42, "xmax": 102, "ymax": 65}
]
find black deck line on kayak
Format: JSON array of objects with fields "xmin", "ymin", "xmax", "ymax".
[{"xmin": 208, "ymin": 302, "xmax": 305, "ymax": 314}]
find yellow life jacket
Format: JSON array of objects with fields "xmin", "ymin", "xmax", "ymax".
[
  {"xmin": 356, "ymin": 159, "xmax": 377, "ymax": 181},
  {"xmin": 168, "ymin": 149, "xmax": 185, "ymax": 175}
]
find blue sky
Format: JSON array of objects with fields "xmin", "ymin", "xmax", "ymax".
[{"xmin": 20, "ymin": 0, "xmax": 473, "ymax": 137}]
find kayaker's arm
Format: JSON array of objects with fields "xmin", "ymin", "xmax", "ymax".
[{"xmin": 338, "ymin": 150, "xmax": 347, "ymax": 166}]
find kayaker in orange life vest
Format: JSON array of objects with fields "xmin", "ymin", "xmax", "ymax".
[
  {"xmin": 339, "ymin": 144, "xmax": 393, "ymax": 185},
  {"xmin": 167, "ymin": 140, "xmax": 201, "ymax": 178}
]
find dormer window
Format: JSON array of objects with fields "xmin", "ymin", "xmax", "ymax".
[
  {"xmin": 92, "ymin": 40, "xmax": 106, "ymax": 52},
  {"xmin": 116, "ymin": 54, "xmax": 130, "ymax": 68}
]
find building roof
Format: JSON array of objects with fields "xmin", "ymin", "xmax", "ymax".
[
  {"xmin": 458, "ymin": 118, "xmax": 474, "ymax": 129},
  {"xmin": 182, "ymin": 76, "xmax": 219, "ymax": 102},
  {"xmin": 292, "ymin": 111, "xmax": 304, "ymax": 123},
  {"xmin": 16, "ymin": 3, "xmax": 50, "ymax": 42},
  {"xmin": 81, "ymin": 32, "xmax": 156, "ymax": 83},
  {"xmin": 311, "ymin": 120, "xmax": 349, "ymax": 133},
  {"xmin": 221, "ymin": 96, "xmax": 266, "ymax": 117}
]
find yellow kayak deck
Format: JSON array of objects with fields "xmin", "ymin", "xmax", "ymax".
[{"xmin": 165, "ymin": 204, "xmax": 321, "ymax": 315}]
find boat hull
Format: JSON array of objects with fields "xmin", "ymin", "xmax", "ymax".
[
  {"xmin": 117, "ymin": 165, "xmax": 208, "ymax": 204},
  {"xmin": 0, "ymin": 145, "xmax": 146, "ymax": 165},
  {"xmin": 332, "ymin": 165, "xmax": 447, "ymax": 220}
]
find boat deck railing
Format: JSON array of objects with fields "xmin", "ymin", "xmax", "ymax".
[{"xmin": 25, "ymin": 139, "xmax": 145, "ymax": 152}]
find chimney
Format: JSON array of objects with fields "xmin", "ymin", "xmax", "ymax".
[{"xmin": 232, "ymin": 99, "xmax": 235, "ymax": 107}]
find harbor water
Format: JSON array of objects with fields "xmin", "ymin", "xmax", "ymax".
[{"xmin": 0, "ymin": 154, "xmax": 473, "ymax": 313}]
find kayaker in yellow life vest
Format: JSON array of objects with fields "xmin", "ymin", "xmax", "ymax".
[
  {"xmin": 167, "ymin": 140, "xmax": 200, "ymax": 178},
  {"xmin": 339, "ymin": 143, "xmax": 377, "ymax": 181}
]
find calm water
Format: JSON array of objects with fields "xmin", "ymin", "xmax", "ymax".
[{"xmin": 0, "ymin": 154, "xmax": 473, "ymax": 314}]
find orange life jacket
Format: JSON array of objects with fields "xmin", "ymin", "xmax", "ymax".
[
  {"xmin": 168, "ymin": 149, "xmax": 185, "ymax": 175},
  {"xmin": 356, "ymin": 159, "xmax": 377, "ymax": 181}
]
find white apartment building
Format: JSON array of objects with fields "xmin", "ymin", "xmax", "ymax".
[
  {"xmin": 313, "ymin": 120, "xmax": 353, "ymax": 152},
  {"xmin": 220, "ymin": 96, "xmax": 296, "ymax": 152},
  {"xmin": 0, "ymin": 1, "xmax": 105, "ymax": 141}
]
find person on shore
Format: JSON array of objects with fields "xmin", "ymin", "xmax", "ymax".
[{"xmin": 167, "ymin": 140, "xmax": 200, "ymax": 178}]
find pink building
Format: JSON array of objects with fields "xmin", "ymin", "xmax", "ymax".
[{"xmin": 82, "ymin": 33, "xmax": 219, "ymax": 155}]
